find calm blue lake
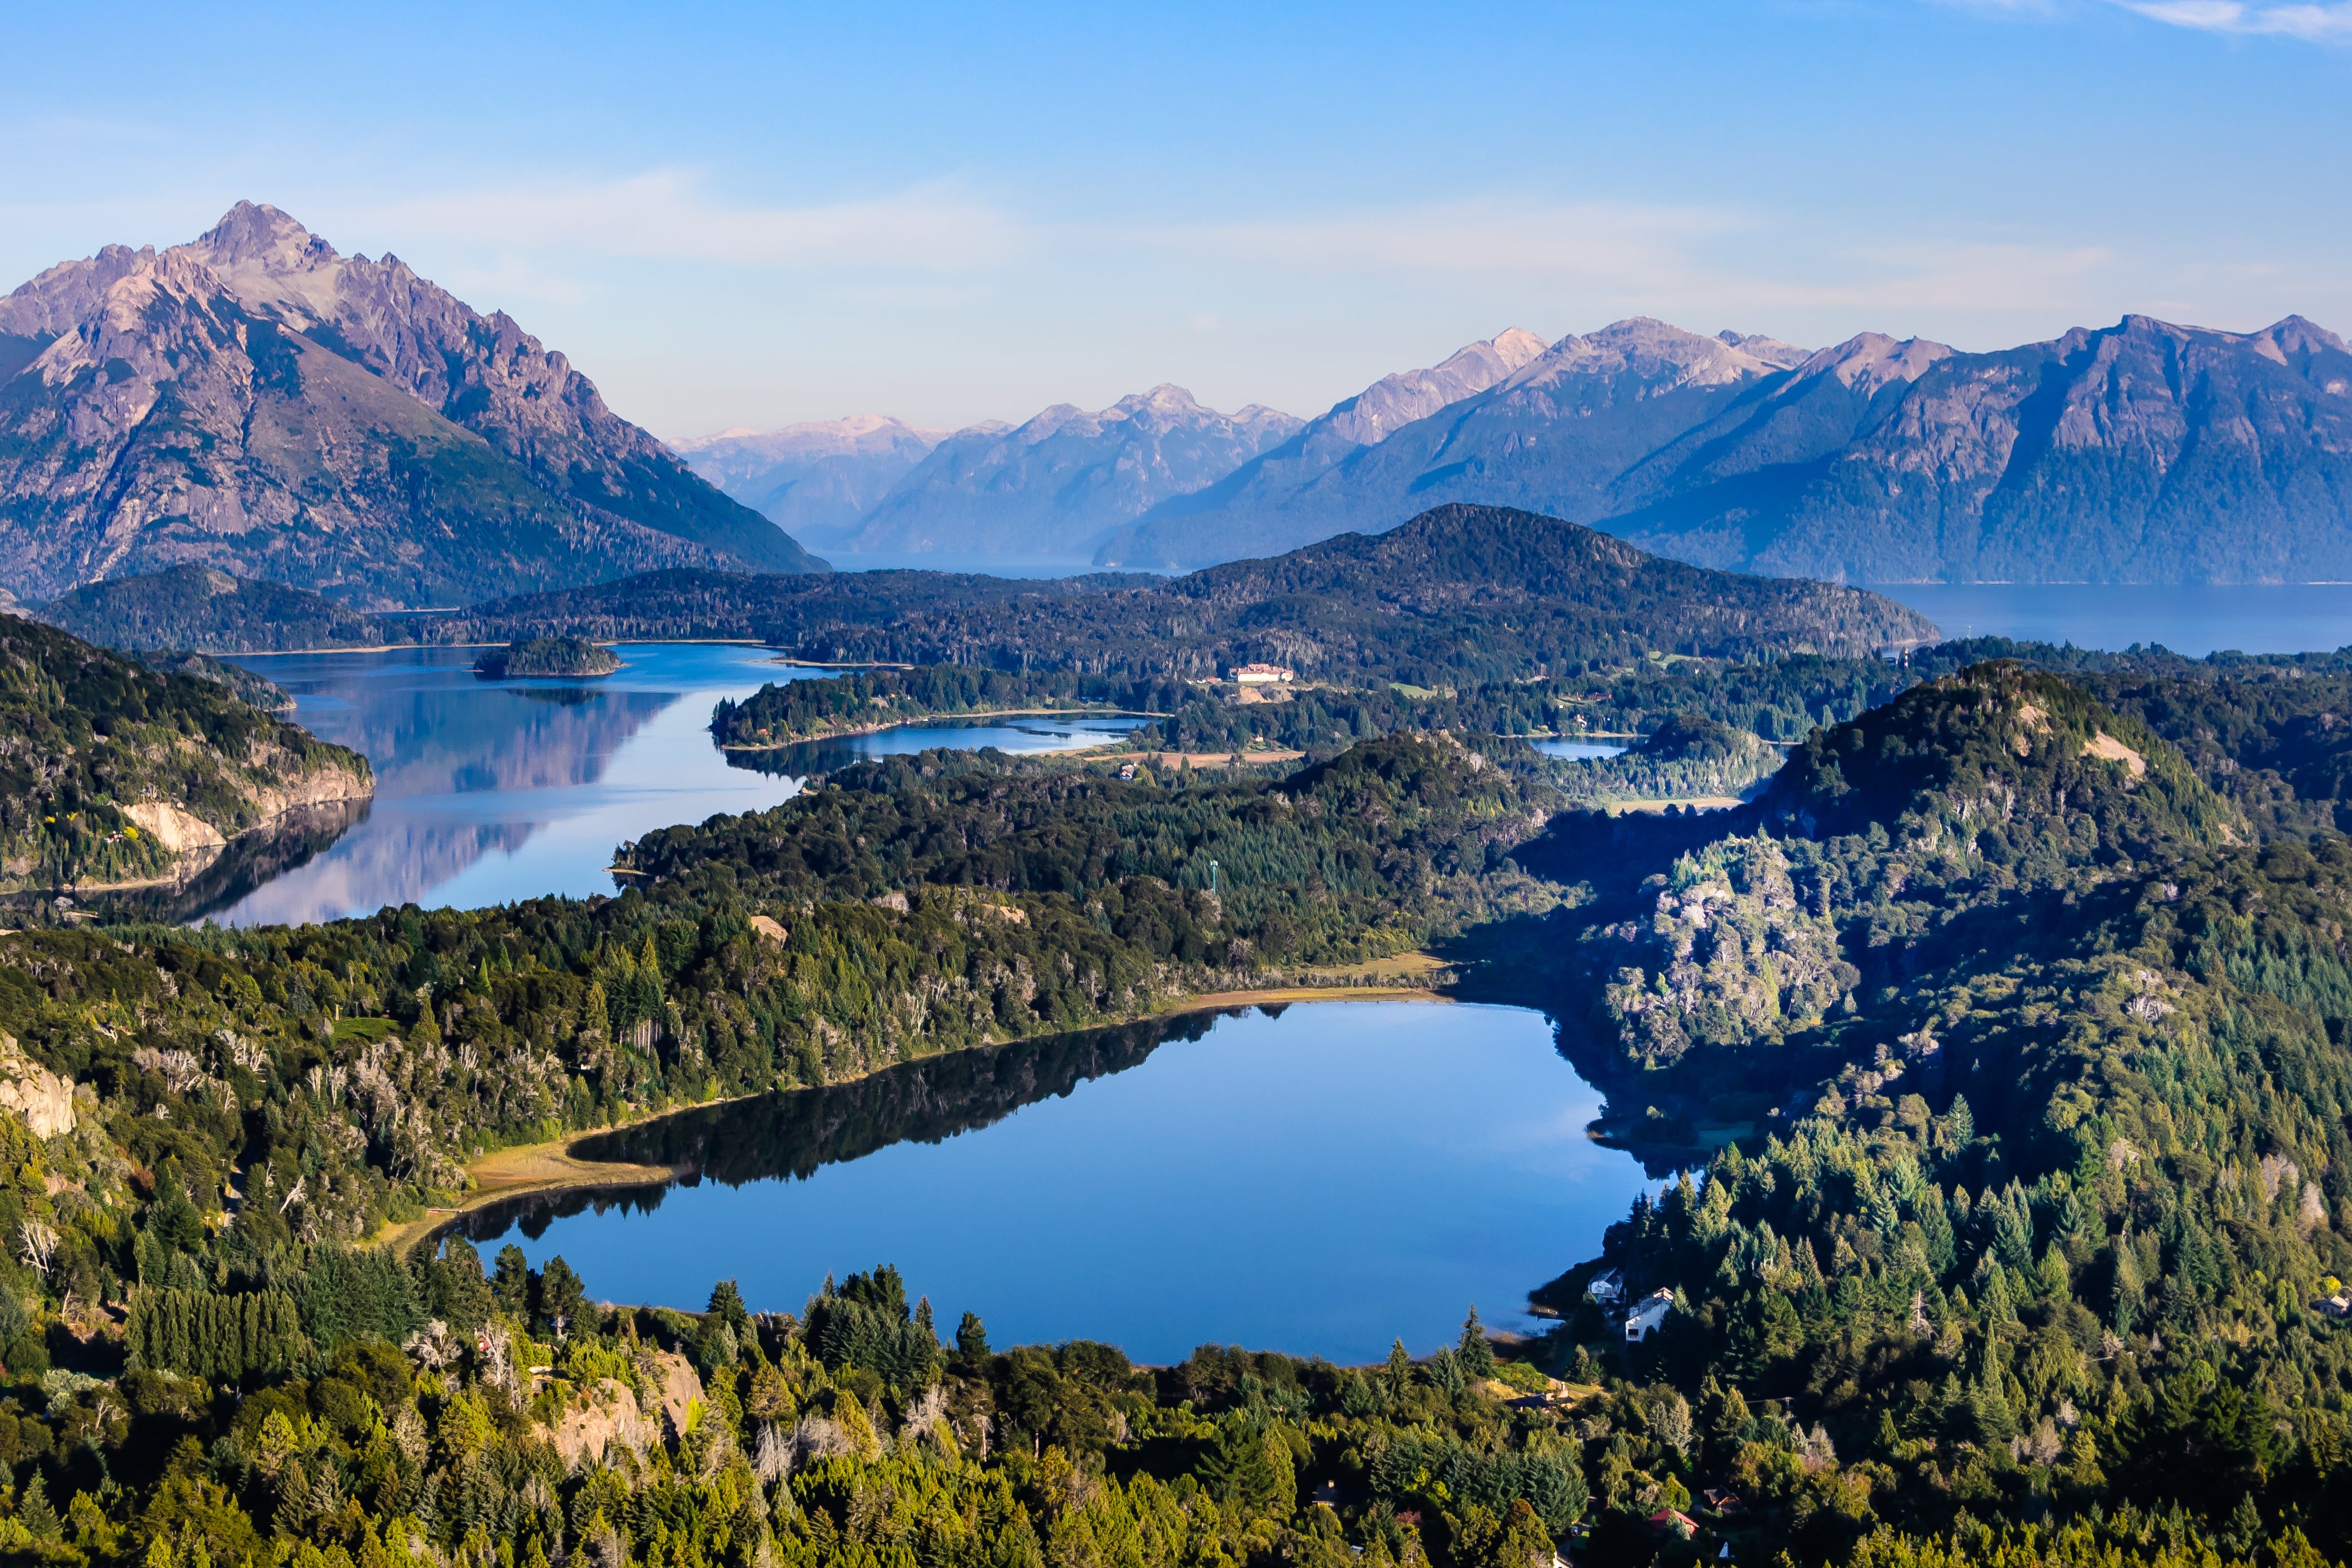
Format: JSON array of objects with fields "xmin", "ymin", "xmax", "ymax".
[
  {"xmin": 1874, "ymin": 582, "xmax": 2352, "ymax": 657},
  {"xmin": 204, "ymin": 644, "xmax": 1143, "ymax": 927},
  {"xmin": 463, "ymin": 999, "xmax": 1650, "ymax": 1365}
]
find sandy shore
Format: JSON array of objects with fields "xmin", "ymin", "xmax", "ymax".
[{"xmin": 369, "ymin": 1128, "xmax": 683, "ymax": 1257}]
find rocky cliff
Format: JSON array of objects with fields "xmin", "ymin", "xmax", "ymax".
[{"xmin": 1610, "ymin": 314, "xmax": 2352, "ymax": 583}]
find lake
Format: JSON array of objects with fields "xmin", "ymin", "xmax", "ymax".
[
  {"xmin": 198, "ymin": 644, "xmax": 1145, "ymax": 928},
  {"xmin": 1532, "ymin": 739, "xmax": 1625, "ymax": 761},
  {"xmin": 1872, "ymin": 582, "xmax": 2352, "ymax": 656},
  {"xmin": 460, "ymin": 998, "xmax": 1649, "ymax": 1365}
]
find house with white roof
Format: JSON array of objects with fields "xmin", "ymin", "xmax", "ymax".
[{"xmin": 1624, "ymin": 1288, "xmax": 1675, "ymax": 1343}]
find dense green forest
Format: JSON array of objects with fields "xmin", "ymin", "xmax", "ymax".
[
  {"xmin": 18, "ymin": 645, "xmax": 2352, "ymax": 1568},
  {"xmin": 474, "ymin": 640, "xmax": 621, "ymax": 680}
]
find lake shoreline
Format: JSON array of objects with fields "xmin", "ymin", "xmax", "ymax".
[{"xmin": 374, "ymin": 980, "xmax": 1452, "ymax": 1260}]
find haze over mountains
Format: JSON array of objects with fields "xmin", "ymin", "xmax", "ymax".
[
  {"xmin": 4, "ymin": 201, "xmax": 2346, "ymax": 610},
  {"xmin": 0, "ymin": 203, "xmax": 823, "ymax": 609},
  {"xmin": 690, "ymin": 314, "xmax": 2352, "ymax": 586}
]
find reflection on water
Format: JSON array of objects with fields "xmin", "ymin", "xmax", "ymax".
[
  {"xmin": 204, "ymin": 645, "xmax": 811, "ymax": 926},
  {"xmin": 460, "ymin": 1006, "xmax": 1219, "ymax": 1244},
  {"xmin": 1532, "ymin": 739, "xmax": 1626, "ymax": 761},
  {"xmin": 199, "ymin": 646, "xmax": 1152, "ymax": 928},
  {"xmin": 467, "ymin": 1000, "xmax": 1653, "ymax": 1364},
  {"xmin": 726, "ymin": 712, "xmax": 1150, "ymax": 778},
  {"xmin": 74, "ymin": 799, "xmax": 370, "ymax": 925}
]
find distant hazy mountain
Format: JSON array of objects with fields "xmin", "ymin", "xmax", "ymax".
[
  {"xmin": 673, "ymin": 415, "xmax": 955, "ymax": 542},
  {"xmin": 1093, "ymin": 328, "xmax": 1552, "ymax": 568},
  {"xmin": 0, "ymin": 202, "xmax": 824, "ymax": 608},
  {"xmin": 1096, "ymin": 320, "xmax": 1815, "ymax": 569},
  {"xmin": 1608, "ymin": 314, "xmax": 2352, "ymax": 583},
  {"xmin": 830, "ymin": 385, "xmax": 1303, "ymax": 561}
]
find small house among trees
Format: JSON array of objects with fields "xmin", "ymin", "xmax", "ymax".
[{"xmin": 1623, "ymin": 1287, "xmax": 1673, "ymax": 1342}]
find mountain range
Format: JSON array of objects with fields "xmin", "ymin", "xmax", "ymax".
[
  {"xmin": 680, "ymin": 387, "xmax": 1303, "ymax": 563},
  {"xmin": 688, "ymin": 314, "xmax": 2352, "ymax": 584},
  {"xmin": 0, "ymin": 203, "xmax": 825, "ymax": 609}
]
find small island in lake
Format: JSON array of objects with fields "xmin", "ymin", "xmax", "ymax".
[{"xmin": 474, "ymin": 636, "xmax": 621, "ymax": 679}]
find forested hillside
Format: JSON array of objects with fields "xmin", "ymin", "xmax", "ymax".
[
  {"xmin": 10, "ymin": 661, "xmax": 2352, "ymax": 1568},
  {"xmin": 38, "ymin": 567, "xmax": 398, "ymax": 656},
  {"xmin": 449, "ymin": 505, "xmax": 1932, "ymax": 679},
  {"xmin": 0, "ymin": 615, "xmax": 370, "ymax": 893},
  {"xmin": 1481, "ymin": 663, "xmax": 2352, "ymax": 1564},
  {"xmin": 38, "ymin": 507, "xmax": 1933, "ymax": 682}
]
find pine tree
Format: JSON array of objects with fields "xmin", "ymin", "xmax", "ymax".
[
  {"xmin": 17, "ymin": 1473, "xmax": 58, "ymax": 1540},
  {"xmin": 708, "ymin": 1278, "xmax": 751, "ymax": 1335},
  {"xmin": 492, "ymin": 1244, "xmax": 532, "ymax": 1316},
  {"xmin": 1458, "ymin": 1307, "xmax": 1494, "ymax": 1376}
]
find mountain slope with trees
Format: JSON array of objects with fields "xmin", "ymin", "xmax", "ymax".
[
  {"xmin": 0, "ymin": 614, "xmax": 370, "ymax": 893},
  {"xmin": 438, "ymin": 504, "xmax": 1939, "ymax": 679}
]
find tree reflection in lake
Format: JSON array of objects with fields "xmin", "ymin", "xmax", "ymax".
[
  {"xmin": 457, "ymin": 999, "xmax": 1653, "ymax": 1364},
  {"xmin": 454, "ymin": 1006, "xmax": 1225, "ymax": 1244}
]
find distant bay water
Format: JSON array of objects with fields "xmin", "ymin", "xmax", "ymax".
[
  {"xmin": 1873, "ymin": 583, "xmax": 2352, "ymax": 657},
  {"xmin": 202, "ymin": 645, "xmax": 1144, "ymax": 926}
]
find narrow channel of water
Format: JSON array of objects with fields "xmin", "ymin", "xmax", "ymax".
[{"xmin": 461, "ymin": 999, "xmax": 1652, "ymax": 1365}]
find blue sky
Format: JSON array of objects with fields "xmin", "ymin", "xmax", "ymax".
[{"xmin": 2, "ymin": 0, "xmax": 2346, "ymax": 437}]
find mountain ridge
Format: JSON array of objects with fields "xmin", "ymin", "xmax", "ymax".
[
  {"xmin": 672, "ymin": 414, "xmax": 957, "ymax": 540},
  {"xmin": 1105, "ymin": 311, "xmax": 2352, "ymax": 582}
]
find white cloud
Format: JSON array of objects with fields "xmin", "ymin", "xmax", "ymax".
[
  {"xmin": 1143, "ymin": 197, "xmax": 1746, "ymax": 288},
  {"xmin": 358, "ymin": 170, "xmax": 1025, "ymax": 272},
  {"xmin": 1788, "ymin": 240, "xmax": 2120, "ymax": 315},
  {"xmin": 2114, "ymin": 0, "xmax": 2352, "ymax": 38}
]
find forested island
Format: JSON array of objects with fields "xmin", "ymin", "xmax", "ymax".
[
  {"xmin": 474, "ymin": 639, "xmax": 622, "ymax": 680},
  {"xmin": 20, "ymin": 559, "xmax": 2352, "ymax": 1567}
]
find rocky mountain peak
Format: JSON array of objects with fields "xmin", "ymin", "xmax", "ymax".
[
  {"xmin": 2256, "ymin": 315, "xmax": 2350, "ymax": 360},
  {"xmin": 188, "ymin": 201, "xmax": 332, "ymax": 271},
  {"xmin": 0, "ymin": 203, "xmax": 823, "ymax": 603},
  {"xmin": 1513, "ymin": 316, "xmax": 1796, "ymax": 393},
  {"xmin": 1489, "ymin": 327, "xmax": 1551, "ymax": 367},
  {"xmin": 1115, "ymin": 384, "xmax": 1210, "ymax": 418},
  {"xmin": 1789, "ymin": 332, "xmax": 1955, "ymax": 395}
]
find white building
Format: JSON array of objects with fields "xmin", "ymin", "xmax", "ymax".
[
  {"xmin": 1587, "ymin": 1268, "xmax": 1623, "ymax": 1307},
  {"xmin": 1233, "ymin": 663, "xmax": 1295, "ymax": 685},
  {"xmin": 1624, "ymin": 1288, "xmax": 1675, "ymax": 1343}
]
